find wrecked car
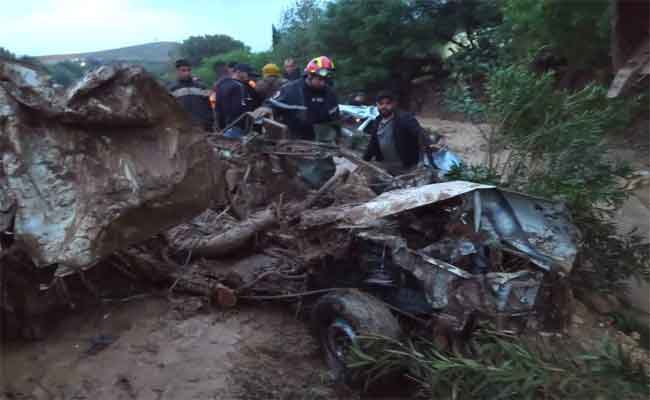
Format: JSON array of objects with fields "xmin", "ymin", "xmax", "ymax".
[{"xmin": 300, "ymin": 181, "xmax": 580, "ymax": 374}]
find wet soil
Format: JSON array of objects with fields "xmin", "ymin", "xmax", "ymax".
[{"xmin": 0, "ymin": 297, "xmax": 353, "ymax": 400}]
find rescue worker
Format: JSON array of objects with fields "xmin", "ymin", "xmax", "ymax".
[
  {"xmin": 208, "ymin": 61, "xmax": 231, "ymax": 131},
  {"xmin": 268, "ymin": 56, "xmax": 340, "ymax": 141},
  {"xmin": 256, "ymin": 63, "xmax": 288, "ymax": 101},
  {"xmin": 215, "ymin": 63, "xmax": 261, "ymax": 137},
  {"xmin": 283, "ymin": 58, "xmax": 301, "ymax": 81},
  {"xmin": 168, "ymin": 59, "xmax": 213, "ymax": 131},
  {"xmin": 363, "ymin": 91, "xmax": 440, "ymax": 176}
]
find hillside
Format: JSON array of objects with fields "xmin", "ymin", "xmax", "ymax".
[{"xmin": 37, "ymin": 41, "xmax": 180, "ymax": 65}]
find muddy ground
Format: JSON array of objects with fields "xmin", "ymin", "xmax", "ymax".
[{"xmin": 1, "ymin": 295, "xmax": 358, "ymax": 400}]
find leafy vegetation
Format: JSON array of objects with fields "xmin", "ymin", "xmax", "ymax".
[
  {"xmin": 46, "ymin": 61, "xmax": 87, "ymax": 86},
  {"xmin": 179, "ymin": 34, "xmax": 248, "ymax": 66},
  {"xmin": 193, "ymin": 49, "xmax": 274, "ymax": 85},
  {"xmin": 0, "ymin": 47, "xmax": 16, "ymax": 61},
  {"xmin": 572, "ymin": 211, "xmax": 650, "ymax": 294},
  {"xmin": 447, "ymin": 63, "xmax": 639, "ymax": 210},
  {"xmin": 348, "ymin": 333, "xmax": 650, "ymax": 399},
  {"xmin": 503, "ymin": 0, "xmax": 611, "ymax": 70}
]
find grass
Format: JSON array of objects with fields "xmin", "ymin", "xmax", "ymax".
[{"xmin": 347, "ymin": 331, "xmax": 650, "ymax": 399}]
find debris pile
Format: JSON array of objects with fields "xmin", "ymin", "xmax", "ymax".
[{"xmin": 0, "ymin": 61, "xmax": 581, "ymax": 359}]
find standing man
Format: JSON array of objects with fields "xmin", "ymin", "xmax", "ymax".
[
  {"xmin": 215, "ymin": 63, "xmax": 261, "ymax": 137},
  {"xmin": 168, "ymin": 59, "xmax": 213, "ymax": 131},
  {"xmin": 268, "ymin": 56, "xmax": 340, "ymax": 142},
  {"xmin": 363, "ymin": 91, "xmax": 439, "ymax": 176},
  {"xmin": 256, "ymin": 63, "xmax": 288, "ymax": 101},
  {"xmin": 283, "ymin": 58, "xmax": 301, "ymax": 81}
]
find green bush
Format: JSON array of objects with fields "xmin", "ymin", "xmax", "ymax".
[
  {"xmin": 47, "ymin": 61, "xmax": 86, "ymax": 86},
  {"xmin": 446, "ymin": 163, "xmax": 501, "ymax": 186},
  {"xmin": 348, "ymin": 333, "xmax": 650, "ymax": 399},
  {"xmin": 572, "ymin": 210, "xmax": 650, "ymax": 294},
  {"xmin": 483, "ymin": 65, "xmax": 638, "ymax": 211}
]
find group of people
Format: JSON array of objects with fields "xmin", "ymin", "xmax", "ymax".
[{"xmin": 168, "ymin": 55, "xmax": 438, "ymax": 177}]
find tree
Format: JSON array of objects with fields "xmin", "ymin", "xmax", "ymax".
[
  {"xmin": 272, "ymin": 24, "xmax": 281, "ymax": 49},
  {"xmin": 194, "ymin": 50, "xmax": 275, "ymax": 85},
  {"xmin": 47, "ymin": 61, "xmax": 85, "ymax": 86},
  {"xmin": 316, "ymin": 0, "xmax": 445, "ymax": 99},
  {"xmin": 272, "ymin": 0, "xmax": 325, "ymax": 66},
  {"xmin": 179, "ymin": 34, "xmax": 248, "ymax": 66},
  {"xmin": 502, "ymin": 0, "xmax": 611, "ymax": 70},
  {"xmin": 413, "ymin": 0, "xmax": 502, "ymax": 47},
  {"xmin": 0, "ymin": 47, "xmax": 16, "ymax": 61}
]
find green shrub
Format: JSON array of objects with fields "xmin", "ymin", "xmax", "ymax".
[
  {"xmin": 572, "ymin": 210, "xmax": 650, "ymax": 294},
  {"xmin": 482, "ymin": 64, "xmax": 638, "ymax": 211},
  {"xmin": 348, "ymin": 333, "xmax": 650, "ymax": 399}
]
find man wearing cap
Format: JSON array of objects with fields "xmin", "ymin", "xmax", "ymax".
[
  {"xmin": 267, "ymin": 56, "xmax": 339, "ymax": 141},
  {"xmin": 363, "ymin": 91, "xmax": 440, "ymax": 176},
  {"xmin": 214, "ymin": 63, "xmax": 261, "ymax": 136},
  {"xmin": 168, "ymin": 59, "xmax": 214, "ymax": 131},
  {"xmin": 256, "ymin": 63, "xmax": 288, "ymax": 101}
]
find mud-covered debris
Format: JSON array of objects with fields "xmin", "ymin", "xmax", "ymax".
[{"xmin": 0, "ymin": 60, "xmax": 219, "ymax": 268}]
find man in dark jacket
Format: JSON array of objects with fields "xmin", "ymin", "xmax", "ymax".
[
  {"xmin": 215, "ymin": 63, "xmax": 261, "ymax": 137},
  {"xmin": 363, "ymin": 91, "xmax": 432, "ymax": 176},
  {"xmin": 283, "ymin": 58, "xmax": 301, "ymax": 81},
  {"xmin": 168, "ymin": 59, "xmax": 213, "ymax": 131},
  {"xmin": 268, "ymin": 56, "xmax": 339, "ymax": 141}
]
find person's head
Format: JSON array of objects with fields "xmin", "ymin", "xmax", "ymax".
[
  {"xmin": 227, "ymin": 61, "xmax": 238, "ymax": 77},
  {"xmin": 213, "ymin": 61, "xmax": 227, "ymax": 78},
  {"xmin": 351, "ymin": 93, "xmax": 367, "ymax": 106},
  {"xmin": 376, "ymin": 91, "xmax": 397, "ymax": 118},
  {"xmin": 175, "ymin": 59, "xmax": 192, "ymax": 80},
  {"xmin": 284, "ymin": 58, "xmax": 297, "ymax": 74},
  {"xmin": 304, "ymin": 56, "xmax": 335, "ymax": 91},
  {"xmin": 262, "ymin": 63, "xmax": 281, "ymax": 79},
  {"xmin": 233, "ymin": 64, "xmax": 254, "ymax": 82}
]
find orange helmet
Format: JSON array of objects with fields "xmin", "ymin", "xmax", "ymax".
[{"xmin": 304, "ymin": 56, "xmax": 335, "ymax": 78}]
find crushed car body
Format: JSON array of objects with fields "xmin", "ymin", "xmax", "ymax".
[{"xmin": 301, "ymin": 181, "xmax": 580, "ymax": 335}]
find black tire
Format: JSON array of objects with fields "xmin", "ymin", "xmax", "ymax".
[{"xmin": 311, "ymin": 289, "xmax": 401, "ymax": 380}]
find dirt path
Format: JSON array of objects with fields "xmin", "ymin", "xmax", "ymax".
[{"xmin": 1, "ymin": 297, "xmax": 351, "ymax": 400}]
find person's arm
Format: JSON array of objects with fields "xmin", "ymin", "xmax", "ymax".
[
  {"xmin": 409, "ymin": 115, "xmax": 437, "ymax": 166},
  {"xmin": 363, "ymin": 123, "xmax": 382, "ymax": 161},
  {"xmin": 195, "ymin": 82, "xmax": 214, "ymax": 131},
  {"xmin": 327, "ymin": 92, "xmax": 340, "ymax": 122}
]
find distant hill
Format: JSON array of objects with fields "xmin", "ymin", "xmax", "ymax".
[{"xmin": 37, "ymin": 42, "xmax": 181, "ymax": 65}]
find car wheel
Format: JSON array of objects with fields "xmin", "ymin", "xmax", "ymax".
[{"xmin": 311, "ymin": 289, "xmax": 401, "ymax": 380}]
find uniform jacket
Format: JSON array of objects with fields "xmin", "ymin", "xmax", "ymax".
[
  {"xmin": 168, "ymin": 78, "xmax": 213, "ymax": 131},
  {"xmin": 267, "ymin": 78, "xmax": 339, "ymax": 140}
]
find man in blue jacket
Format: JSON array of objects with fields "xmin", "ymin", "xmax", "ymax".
[
  {"xmin": 168, "ymin": 59, "xmax": 213, "ymax": 131},
  {"xmin": 215, "ymin": 63, "xmax": 261, "ymax": 137},
  {"xmin": 268, "ymin": 56, "xmax": 339, "ymax": 141}
]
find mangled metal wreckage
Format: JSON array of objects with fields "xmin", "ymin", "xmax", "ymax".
[{"xmin": 303, "ymin": 181, "xmax": 579, "ymax": 371}]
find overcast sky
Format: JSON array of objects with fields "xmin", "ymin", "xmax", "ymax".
[{"xmin": 1, "ymin": 0, "xmax": 295, "ymax": 56}]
